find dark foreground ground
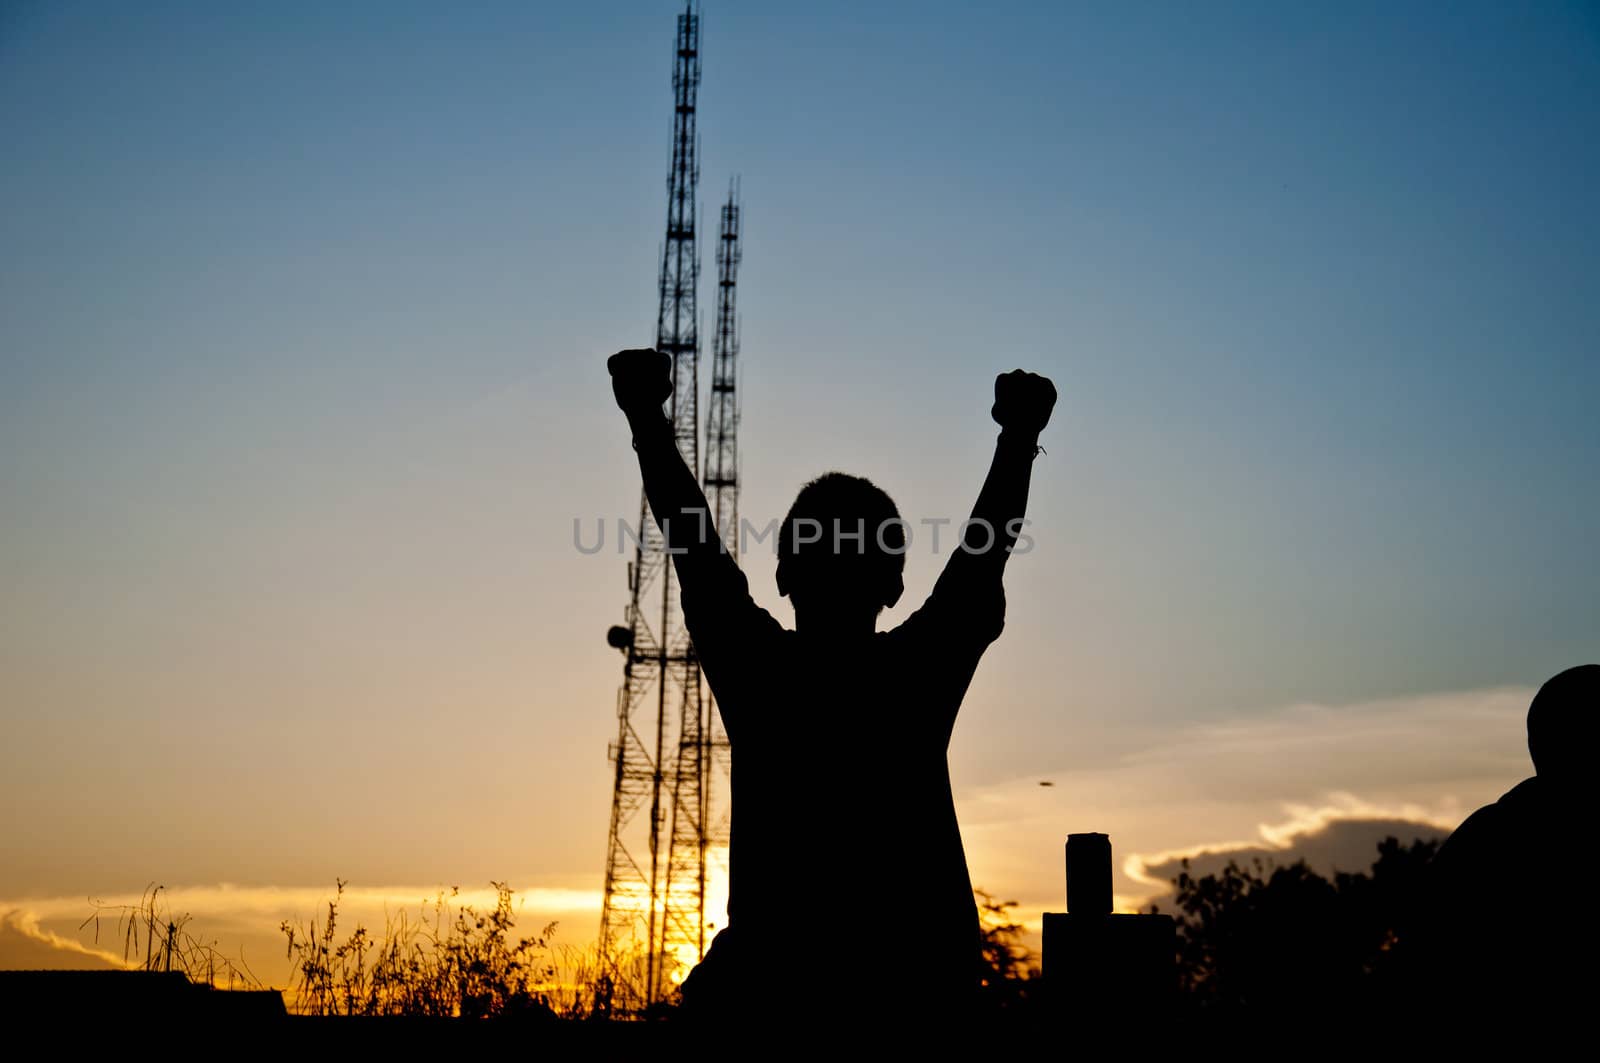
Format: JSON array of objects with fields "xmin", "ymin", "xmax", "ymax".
[{"xmin": 0, "ymin": 969, "xmax": 1567, "ymax": 1052}]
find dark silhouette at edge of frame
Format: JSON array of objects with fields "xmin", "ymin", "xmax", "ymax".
[
  {"xmin": 608, "ymin": 347, "xmax": 1057, "ymax": 1028},
  {"xmin": 1403, "ymin": 663, "xmax": 1600, "ymax": 1030}
]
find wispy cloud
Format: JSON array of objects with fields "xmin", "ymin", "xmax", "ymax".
[
  {"xmin": 1, "ymin": 883, "xmax": 604, "ymax": 984},
  {"xmin": 23, "ymin": 883, "xmax": 601, "ymax": 919},
  {"xmin": 0, "ymin": 909, "xmax": 128, "ymax": 971}
]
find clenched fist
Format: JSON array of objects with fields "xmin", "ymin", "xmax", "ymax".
[
  {"xmin": 608, "ymin": 348, "xmax": 673, "ymax": 419},
  {"xmin": 990, "ymin": 369, "xmax": 1057, "ymax": 437}
]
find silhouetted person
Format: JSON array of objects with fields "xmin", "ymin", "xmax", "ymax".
[
  {"xmin": 1416, "ymin": 664, "xmax": 1599, "ymax": 1025},
  {"xmin": 607, "ymin": 349, "xmax": 1056, "ymax": 1025}
]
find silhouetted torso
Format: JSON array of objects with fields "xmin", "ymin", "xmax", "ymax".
[
  {"xmin": 1420, "ymin": 775, "xmax": 1593, "ymax": 1018},
  {"xmin": 681, "ymin": 558, "xmax": 1004, "ymax": 1014}
]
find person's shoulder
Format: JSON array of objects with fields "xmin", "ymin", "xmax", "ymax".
[
  {"xmin": 1437, "ymin": 780, "xmax": 1537, "ymax": 864},
  {"xmin": 888, "ymin": 581, "xmax": 1007, "ymax": 647},
  {"xmin": 1496, "ymin": 775, "xmax": 1544, "ymax": 810},
  {"xmin": 680, "ymin": 566, "xmax": 790, "ymax": 648},
  {"xmin": 1443, "ymin": 802, "xmax": 1506, "ymax": 847}
]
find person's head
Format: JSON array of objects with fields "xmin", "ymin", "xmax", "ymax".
[
  {"xmin": 775, "ymin": 472, "xmax": 906, "ymax": 631},
  {"xmin": 1527, "ymin": 664, "xmax": 1599, "ymax": 783}
]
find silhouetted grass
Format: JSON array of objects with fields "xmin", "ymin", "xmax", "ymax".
[
  {"xmin": 81, "ymin": 881, "xmax": 1032, "ymax": 1019},
  {"xmin": 279, "ymin": 880, "xmax": 621, "ymax": 1019},
  {"xmin": 81, "ymin": 882, "xmax": 262, "ymax": 990}
]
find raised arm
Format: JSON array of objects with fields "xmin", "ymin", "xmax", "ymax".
[
  {"xmin": 898, "ymin": 370, "xmax": 1056, "ymax": 732},
  {"xmin": 939, "ymin": 369, "xmax": 1057, "ymax": 590},
  {"xmin": 608, "ymin": 348, "xmax": 733, "ymax": 586}
]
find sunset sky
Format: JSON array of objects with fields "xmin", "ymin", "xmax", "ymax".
[{"xmin": 3, "ymin": 1, "xmax": 1597, "ymax": 980}]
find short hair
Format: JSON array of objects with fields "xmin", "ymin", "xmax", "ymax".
[
  {"xmin": 1527, "ymin": 664, "xmax": 1599, "ymax": 780},
  {"xmin": 777, "ymin": 472, "xmax": 906, "ymax": 601}
]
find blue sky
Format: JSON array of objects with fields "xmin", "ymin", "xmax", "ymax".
[{"xmin": 2, "ymin": 0, "xmax": 1596, "ymax": 969}]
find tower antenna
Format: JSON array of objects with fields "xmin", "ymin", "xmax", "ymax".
[{"xmin": 597, "ymin": 1, "xmax": 732, "ymax": 1008}]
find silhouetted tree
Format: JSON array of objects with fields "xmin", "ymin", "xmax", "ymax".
[
  {"xmin": 974, "ymin": 889, "xmax": 1040, "ymax": 1012},
  {"xmin": 1148, "ymin": 836, "xmax": 1438, "ymax": 1011}
]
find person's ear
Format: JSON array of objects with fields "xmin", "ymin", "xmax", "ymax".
[
  {"xmin": 776, "ymin": 558, "xmax": 792, "ymax": 599},
  {"xmin": 881, "ymin": 573, "xmax": 904, "ymax": 610}
]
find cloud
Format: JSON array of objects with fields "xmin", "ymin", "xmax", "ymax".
[
  {"xmin": 3, "ymin": 684, "xmax": 1534, "ymax": 975},
  {"xmin": 0, "ymin": 909, "xmax": 126, "ymax": 971},
  {"xmin": 956, "ymin": 683, "xmax": 1530, "ymax": 939},
  {"xmin": 1129, "ymin": 811, "xmax": 1452, "ymax": 898},
  {"xmin": 9, "ymin": 882, "xmax": 603, "ymax": 927}
]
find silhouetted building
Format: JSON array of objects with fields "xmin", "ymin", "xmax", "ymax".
[
  {"xmin": 1042, "ymin": 833, "xmax": 1176, "ymax": 1013},
  {"xmin": 0, "ymin": 970, "xmax": 285, "ymax": 1026}
]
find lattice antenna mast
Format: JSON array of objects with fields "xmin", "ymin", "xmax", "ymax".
[
  {"xmin": 704, "ymin": 181, "xmax": 741, "ymax": 554},
  {"xmin": 665, "ymin": 181, "xmax": 741, "ymax": 978},
  {"xmin": 598, "ymin": 0, "xmax": 703, "ymax": 1008}
]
